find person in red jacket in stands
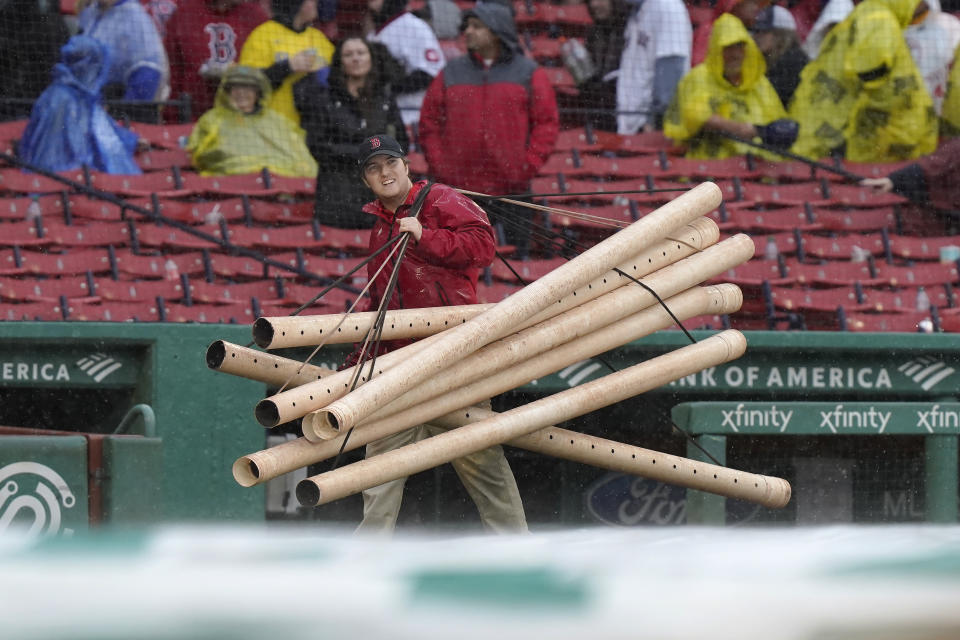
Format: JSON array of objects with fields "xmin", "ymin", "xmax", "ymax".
[
  {"xmin": 349, "ymin": 133, "xmax": 528, "ymax": 534},
  {"xmin": 163, "ymin": 0, "xmax": 268, "ymax": 117},
  {"xmin": 419, "ymin": 2, "xmax": 559, "ymax": 259}
]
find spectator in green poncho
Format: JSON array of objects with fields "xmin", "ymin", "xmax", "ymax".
[{"xmin": 187, "ymin": 65, "xmax": 317, "ymax": 177}]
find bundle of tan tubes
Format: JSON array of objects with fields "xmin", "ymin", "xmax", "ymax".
[{"xmin": 207, "ymin": 182, "xmax": 792, "ymax": 511}]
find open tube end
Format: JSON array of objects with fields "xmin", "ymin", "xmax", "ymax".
[
  {"xmin": 252, "ymin": 318, "xmax": 275, "ymax": 348},
  {"xmin": 232, "ymin": 457, "xmax": 260, "ymax": 487},
  {"xmin": 296, "ymin": 479, "xmax": 321, "ymax": 507},
  {"xmin": 205, "ymin": 340, "xmax": 227, "ymax": 369},
  {"xmin": 303, "ymin": 411, "xmax": 340, "ymax": 443},
  {"xmin": 254, "ymin": 400, "xmax": 281, "ymax": 428}
]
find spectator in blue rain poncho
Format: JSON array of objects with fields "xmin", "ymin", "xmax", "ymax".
[{"xmin": 17, "ymin": 35, "xmax": 141, "ymax": 174}]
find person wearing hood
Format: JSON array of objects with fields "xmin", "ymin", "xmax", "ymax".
[
  {"xmin": 942, "ymin": 43, "xmax": 960, "ymax": 136},
  {"xmin": 296, "ymin": 36, "xmax": 409, "ymax": 227},
  {"xmin": 789, "ymin": 0, "xmax": 938, "ymax": 162},
  {"xmin": 238, "ymin": 0, "xmax": 334, "ymax": 125},
  {"xmin": 78, "ymin": 0, "xmax": 170, "ymax": 110},
  {"xmin": 419, "ymin": 2, "xmax": 559, "ymax": 258},
  {"xmin": 801, "ymin": 0, "xmax": 853, "ymax": 59},
  {"xmin": 691, "ymin": 0, "xmax": 769, "ymax": 66},
  {"xmin": 904, "ymin": 0, "xmax": 960, "ymax": 118},
  {"xmin": 750, "ymin": 4, "xmax": 808, "ymax": 106},
  {"xmin": 663, "ymin": 14, "xmax": 792, "ymax": 159},
  {"xmin": 18, "ymin": 35, "xmax": 141, "ymax": 174},
  {"xmin": 163, "ymin": 0, "xmax": 269, "ymax": 117},
  {"xmin": 367, "ymin": 0, "xmax": 446, "ymax": 126},
  {"xmin": 186, "ymin": 64, "xmax": 318, "ymax": 176},
  {"xmin": 615, "ymin": 0, "xmax": 692, "ymax": 134}
]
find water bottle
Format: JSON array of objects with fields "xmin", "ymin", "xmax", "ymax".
[
  {"xmin": 25, "ymin": 195, "xmax": 41, "ymax": 223},
  {"xmin": 561, "ymin": 38, "xmax": 596, "ymax": 86},
  {"xmin": 915, "ymin": 286, "xmax": 931, "ymax": 312},
  {"xmin": 164, "ymin": 258, "xmax": 180, "ymax": 282},
  {"xmin": 764, "ymin": 236, "xmax": 779, "ymax": 261}
]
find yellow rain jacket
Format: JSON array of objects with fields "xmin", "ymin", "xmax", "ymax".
[
  {"xmin": 789, "ymin": 0, "xmax": 938, "ymax": 161},
  {"xmin": 238, "ymin": 20, "xmax": 334, "ymax": 125},
  {"xmin": 663, "ymin": 14, "xmax": 787, "ymax": 159},
  {"xmin": 942, "ymin": 43, "xmax": 960, "ymax": 137},
  {"xmin": 187, "ymin": 65, "xmax": 318, "ymax": 178}
]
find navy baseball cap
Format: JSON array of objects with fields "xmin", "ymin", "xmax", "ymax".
[{"xmin": 357, "ymin": 134, "xmax": 405, "ymax": 169}]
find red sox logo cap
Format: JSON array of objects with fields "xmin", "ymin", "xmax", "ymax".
[{"xmin": 358, "ymin": 134, "xmax": 405, "ymax": 169}]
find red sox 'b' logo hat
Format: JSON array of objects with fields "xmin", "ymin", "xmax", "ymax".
[{"xmin": 358, "ymin": 134, "xmax": 405, "ymax": 169}]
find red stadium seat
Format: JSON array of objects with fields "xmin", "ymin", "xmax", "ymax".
[
  {"xmin": 842, "ymin": 310, "xmax": 933, "ymax": 332},
  {"xmin": 598, "ymin": 130, "xmax": 672, "ymax": 154},
  {"xmin": 66, "ymin": 196, "xmax": 131, "ymax": 221},
  {"xmin": 247, "ymin": 198, "xmax": 314, "ymax": 224},
  {"xmin": 748, "ymin": 231, "xmax": 798, "ymax": 258},
  {"xmin": 263, "ymin": 174, "xmax": 317, "ymax": 197},
  {"xmin": 800, "ymin": 232, "xmax": 885, "ymax": 260},
  {"xmin": 43, "ymin": 220, "xmax": 130, "ymax": 248},
  {"xmin": 767, "ymin": 285, "xmax": 871, "ymax": 313},
  {"xmin": 65, "ymin": 299, "xmax": 159, "ymax": 321},
  {"xmin": 133, "ymin": 222, "xmax": 224, "ymax": 251},
  {"xmin": 0, "ymin": 169, "xmax": 69, "ymax": 194},
  {"xmin": 2, "ymin": 221, "xmax": 55, "ymax": 247},
  {"xmin": 876, "ymin": 262, "xmax": 960, "ymax": 287},
  {"xmin": 161, "ymin": 301, "xmax": 249, "ymax": 323},
  {"xmin": 866, "ymin": 286, "xmax": 951, "ymax": 313},
  {"xmin": 713, "ymin": 259, "xmax": 793, "ymax": 287},
  {"xmin": 813, "ymin": 207, "xmax": 900, "ymax": 233},
  {"xmin": 94, "ymin": 277, "xmax": 184, "ymax": 302},
  {"xmin": 114, "ymin": 250, "xmax": 205, "ymax": 279},
  {"xmin": 128, "ymin": 122, "xmax": 194, "ymax": 150},
  {"xmin": 313, "ymin": 225, "xmax": 370, "ymax": 253},
  {"xmin": 737, "ymin": 182, "xmax": 831, "ymax": 206},
  {"xmin": 179, "ymin": 172, "xmax": 280, "ymax": 197},
  {"xmin": 751, "ymin": 159, "xmax": 818, "ymax": 182},
  {"xmin": 188, "ymin": 279, "xmax": 282, "ymax": 305},
  {"xmin": 224, "ymin": 223, "xmax": 327, "ymax": 251},
  {"xmin": 788, "ymin": 259, "xmax": 887, "ymax": 287},
  {"xmin": 16, "ymin": 248, "xmax": 113, "ymax": 276},
  {"xmin": 0, "ymin": 300, "xmax": 66, "ymax": 321},
  {"xmin": 205, "ymin": 253, "xmax": 270, "ymax": 279},
  {"xmin": 0, "ymin": 194, "xmax": 66, "ymax": 221},
  {"xmin": 0, "ymin": 275, "xmax": 96, "ymax": 302},
  {"xmin": 89, "ymin": 171, "xmax": 194, "ymax": 197},
  {"xmin": 140, "ymin": 197, "xmax": 249, "ymax": 224},
  {"xmin": 135, "ymin": 148, "xmax": 193, "ymax": 172},
  {"xmin": 826, "ymin": 183, "xmax": 907, "ymax": 208},
  {"xmin": 726, "ymin": 208, "xmax": 820, "ymax": 233},
  {"xmin": 886, "ymin": 235, "xmax": 960, "ymax": 261}
]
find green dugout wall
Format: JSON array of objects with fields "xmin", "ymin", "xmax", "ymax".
[{"xmin": 0, "ymin": 324, "xmax": 957, "ymax": 526}]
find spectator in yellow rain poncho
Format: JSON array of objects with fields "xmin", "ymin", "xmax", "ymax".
[
  {"xmin": 187, "ymin": 65, "xmax": 317, "ymax": 177},
  {"xmin": 789, "ymin": 0, "xmax": 938, "ymax": 162},
  {"xmin": 663, "ymin": 14, "xmax": 795, "ymax": 159},
  {"xmin": 941, "ymin": 43, "xmax": 960, "ymax": 137}
]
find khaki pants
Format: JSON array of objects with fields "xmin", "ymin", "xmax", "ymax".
[{"xmin": 356, "ymin": 421, "xmax": 528, "ymax": 534}]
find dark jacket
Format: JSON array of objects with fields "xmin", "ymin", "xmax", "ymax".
[
  {"xmin": 295, "ymin": 57, "xmax": 409, "ymax": 228},
  {"xmin": 419, "ymin": 2, "xmax": 558, "ymax": 194},
  {"xmin": 889, "ymin": 137, "xmax": 960, "ymax": 213}
]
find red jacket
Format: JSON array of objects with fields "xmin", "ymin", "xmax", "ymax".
[
  {"xmin": 343, "ymin": 180, "xmax": 495, "ymax": 365},
  {"xmin": 419, "ymin": 52, "xmax": 559, "ymax": 196},
  {"xmin": 364, "ymin": 180, "xmax": 495, "ymax": 310}
]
